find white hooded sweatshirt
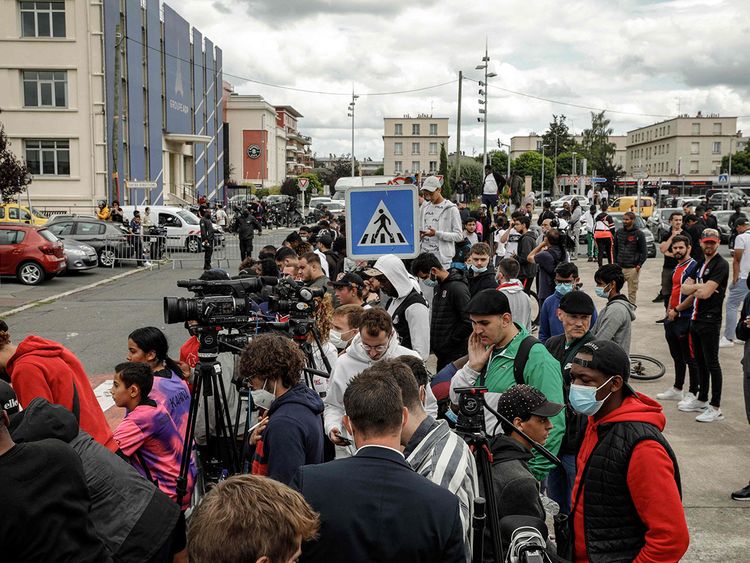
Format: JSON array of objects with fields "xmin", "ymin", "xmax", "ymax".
[{"xmin": 497, "ymin": 279, "xmax": 533, "ymax": 332}]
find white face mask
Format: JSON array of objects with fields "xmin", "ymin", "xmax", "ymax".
[
  {"xmin": 251, "ymin": 378, "xmax": 277, "ymax": 411},
  {"xmin": 329, "ymin": 328, "xmax": 355, "ymax": 350}
]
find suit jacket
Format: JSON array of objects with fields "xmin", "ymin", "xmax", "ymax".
[{"xmin": 291, "ymin": 445, "xmax": 465, "ymax": 563}]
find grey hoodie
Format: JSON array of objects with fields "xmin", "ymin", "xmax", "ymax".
[
  {"xmin": 497, "ymin": 279, "xmax": 533, "ymax": 332},
  {"xmin": 592, "ymin": 294, "xmax": 637, "ymax": 354}
]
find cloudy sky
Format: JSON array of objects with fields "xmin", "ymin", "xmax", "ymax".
[{"xmin": 178, "ymin": 0, "xmax": 750, "ymax": 161}]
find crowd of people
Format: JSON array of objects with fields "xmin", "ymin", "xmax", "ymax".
[{"xmin": 3, "ymin": 172, "xmax": 750, "ymax": 562}]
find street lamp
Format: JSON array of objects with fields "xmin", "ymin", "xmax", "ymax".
[
  {"xmin": 497, "ymin": 139, "xmax": 511, "ymax": 184},
  {"xmin": 347, "ymin": 93, "xmax": 359, "ymax": 176},
  {"xmin": 476, "ymin": 43, "xmax": 497, "ymax": 168},
  {"xmin": 540, "ymin": 144, "xmax": 549, "ymax": 203}
]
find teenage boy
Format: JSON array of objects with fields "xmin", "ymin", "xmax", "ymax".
[
  {"xmin": 512, "ymin": 214, "xmax": 538, "ymax": 293},
  {"xmin": 591, "ymin": 264, "xmax": 636, "ymax": 354},
  {"xmin": 463, "ymin": 217, "xmax": 479, "ymax": 245},
  {"xmin": 539, "ymin": 262, "xmax": 597, "ymax": 343},
  {"xmin": 466, "ymin": 242, "xmax": 497, "ymax": 296}
]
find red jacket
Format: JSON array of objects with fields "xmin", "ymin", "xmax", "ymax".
[
  {"xmin": 7, "ymin": 336, "xmax": 117, "ymax": 452},
  {"xmin": 572, "ymin": 393, "xmax": 689, "ymax": 563}
]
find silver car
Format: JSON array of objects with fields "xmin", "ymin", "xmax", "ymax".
[{"xmin": 62, "ymin": 238, "xmax": 98, "ymax": 271}]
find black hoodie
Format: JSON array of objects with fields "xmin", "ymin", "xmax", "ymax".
[
  {"xmin": 430, "ymin": 268, "xmax": 472, "ymax": 366},
  {"xmin": 487, "ymin": 435, "xmax": 546, "ymax": 522},
  {"xmin": 467, "ymin": 265, "xmax": 498, "ymax": 296}
]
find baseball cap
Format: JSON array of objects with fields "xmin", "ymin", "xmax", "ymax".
[
  {"xmin": 573, "ymin": 340, "xmax": 636, "ymax": 395},
  {"xmin": 558, "ymin": 291, "xmax": 595, "ymax": 316},
  {"xmin": 421, "ymin": 176, "xmax": 442, "ymax": 192},
  {"xmin": 317, "ymin": 234, "xmax": 333, "ymax": 248},
  {"xmin": 465, "ymin": 289, "xmax": 511, "ymax": 316},
  {"xmin": 736, "ymin": 218, "xmax": 749, "ymax": 227},
  {"xmin": 0, "ymin": 380, "xmax": 20, "ymax": 415},
  {"xmin": 700, "ymin": 228, "xmax": 720, "ymax": 243},
  {"xmin": 329, "ymin": 272, "xmax": 364, "ymax": 289},
  {"xmin": 496, "ymin": 384, "xmax": 564, "ymax": 422}
]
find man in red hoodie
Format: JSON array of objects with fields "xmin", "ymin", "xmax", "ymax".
[
  {"xmin": 0, "ymin": 321, "xmax": 116, "ymax": 452},
  {"xmin": 568, "ymin": 340, "xmax": 689, "ymax": 563}
]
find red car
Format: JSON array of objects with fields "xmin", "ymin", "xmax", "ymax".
[{"xmin": 0, "ymin": 223, "xmax": 67, "ymax": 285}]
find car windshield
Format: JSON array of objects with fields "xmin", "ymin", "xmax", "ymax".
[
  {"xmin": 611, "ymin": 215, "xmax": 646, "ymax": 229},
  {"xmin": 177, "ymin": 210, "xmax": 199, "ymax": 225}
]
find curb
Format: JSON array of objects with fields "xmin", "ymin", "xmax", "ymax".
[{"xmin": 0, "ymin": 266, "xmax": 150, "ymax": 318}]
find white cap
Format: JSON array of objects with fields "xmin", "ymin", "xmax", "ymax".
[{"xmin": 421, "ymin": 176, "xmax": 442, "ymax": 192}]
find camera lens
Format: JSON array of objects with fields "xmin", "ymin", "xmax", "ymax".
[{"xmin": 164, "ymin": 296, "xmax": 195, "ymax": 324}]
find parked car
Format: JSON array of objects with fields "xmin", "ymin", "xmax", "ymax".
[
  {"xmin": 326, "ymin": 201, "xmax": 346, "ymax": 216},
  {"xmin": 713, "ymin": 210, "xmax": 734, "ymax": 243},
  {"xmin": 609, "ymin": 212, "xmax": 657, "ymax": 258},
  {"xmin": 62, "ymin": 238, "xmax": 98, "ymax": 271},
  {"xmin": 706, "ymin": 187, "xmax": 747, "ymax": 206},
  {"xmin": 0, "ymin": 223, "xmax": 66, "ymax": 285},
  {"xmin": 0, "ymin": 203, "xmax": 48, "ymax": 226},
  {"xmin": 675, "ymin": 197, "xmax": 704, "ymax": 210},
  {"xmin": 707, "ymin": 192, "xmax": 744, "ymax": 210},
  {"xmin": 647, "ymin": 207, "xmax": 683, "ymax": 239},
  {"xmin": 46, "ymin": 216, "xmax": 133, "ymax": 267},
  {"xmin": 307, "ymin": 196, "xmax": 333, "ymax": 216},
  {"xmin": 609, "ymin": 196, "xmax": 656, "ymax": 218},
  {"xmin": 550, "ymin": 194, "xmax": 589, "ymax": 211},
  {"xmin": 120, "ymin": 205, "xmax": 224, "ymax": 253}
]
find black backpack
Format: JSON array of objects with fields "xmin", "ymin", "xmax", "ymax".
[{"xmin": 477, "ymin": 335, "xmax": 540, "ymax": 387}]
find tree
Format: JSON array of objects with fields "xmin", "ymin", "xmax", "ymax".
[
  {"xmin": 280, "ymin": 177, "xmax": 299, "ymax": 198},
  {"xmin": 374, "ymin": 165, "xmax": 384, "ymax": 175},
  {"xmin": 512, "ymin": 151, "xmax": 553, "ymax": 195},
  {"xmin": 542, "ymin": 114, "xmax": 576, "ymax": 156},
  {"xmin": 448, "ymin": 156, "xmax": 485, "ymax": 200},
  {"xmin": 330, "ymin": 155, "xmax": 359, "ymax": 192},
  {"xmin": 487, "ymin": 150, "xmax": 509, "ymax": 178},
  {"xmin": 721, "ymin": 143, "xmax": 750, "ymax": 175},
  {"xmin": 296, "ymin": 172, "xmax": 323, "ymax": 195},
  {"xmin": 579, "ymin": 111, "xmax": 622, "ymax": 187},
  {"xmin": 438, "ymin": 143, "xmax": 451, "ymax": 197},
  {"xmin": 0, "ymin": 124, "xmax": 32, "ymax": 202}
]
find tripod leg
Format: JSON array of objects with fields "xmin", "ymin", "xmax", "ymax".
[
  {"xmin": 176, "ymin": 372, "xmax": 202, "ymax": 507},
  {"xmin": 477, "ymin": 444, "xmax": 503, "ymax": 562},
  {"xmin": 214, "ymin": 368, "xmax": 239, "ymax": 473}
]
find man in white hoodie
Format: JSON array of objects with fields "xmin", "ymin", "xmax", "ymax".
[
  {"xmin": 323, "ymin": 308, "xmax": 437, "ymax": 457},
  {"xmin": 363, "ymin": 254, "xmax": 430, "ymax": 360},
  {"xmin": 419, "ymin": 176, "xmax": 464, "ymax": 269}
]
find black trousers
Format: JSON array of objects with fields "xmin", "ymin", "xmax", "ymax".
[
  {"xmin": 239, "ymin": 236, "xmax": 253, "ymax": 260},
  {"xmin": 690, "ymin": 320, "xmax": 723, "ymax": 407},
  {"xmin": 596, "ymin": 238, "xmax": 613, "ymax": 267},
  {"xmin": 203, "ymin": 241, "xmax": 213, "ymax": 269},
  {"xmin": 664, "ymin": 317, "xmax": 699, "ymax": 394}
]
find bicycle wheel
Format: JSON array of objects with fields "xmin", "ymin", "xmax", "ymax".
[{"xmin": 629, "ymin": 354, "xmax": 666, "ymax": 381}]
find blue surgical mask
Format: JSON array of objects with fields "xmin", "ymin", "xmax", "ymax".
[
  {"xmin": 424, "ymin": 278, "xmax": 439, "ymax": 288},
  {"xmin": 470, "ymin": 264, "xmax": 488, "ymax": 274},
  {"xmin": 595, "ymin": 285, "xmax": 609, "ymax": 298},
  {"xmin": 569, "ymin": 376, "xmax": 614, "ymax": 416},
  {"xmin": 556, "ymin": 282, "xmax": 573, "ymax": 295}
]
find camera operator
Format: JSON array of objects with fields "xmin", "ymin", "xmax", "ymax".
[{"xmin": 240, "ymin": 333, "xmax": 324, "ymax": 485}]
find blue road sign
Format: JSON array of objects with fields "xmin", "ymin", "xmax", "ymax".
[
  {"xmin": 345, "ymin": 186, "xmax": 419, "ymax": 260},
  {"xmin": 592, "ymin": 177, "xmax": 607, "ymax": 183},
  {"xmin": 718, "ymin": 173, "xmax": 729, "ymax": 184}
]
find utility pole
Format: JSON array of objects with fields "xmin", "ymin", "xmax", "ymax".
[
  {"xmin": 553, "ymin": 132, "xmax": 558, "ymax": 199},
  {"xmin": 112, "ymin": 21, "xmax": 122, "ymax": 202},
  {"xmin": 476, "ymin": 40, "xmax": 496, "ymax": 168},
  {"xmin": 347, "ymin": 92, "xmax": 358, "ymax": 176},
  {"xmin": 455, "ymin": 70, "xmax": 462, "ymax": 184}
]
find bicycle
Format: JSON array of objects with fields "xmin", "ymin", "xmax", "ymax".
[{"xmin": 629, "ymin": 354, "xmax": 666, "ymax": 381}]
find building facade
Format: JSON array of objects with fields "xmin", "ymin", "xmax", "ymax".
[
  {"xmin": 510, "ymin": 134, "xmax": 627, "ymax": 171},
  {"xmin": 383, "ymin": 115, "xmax": 449, "ymax": 177},
  {"xmin": 0, "ymin": 0, "xmax": 224, "ymax": 209}
]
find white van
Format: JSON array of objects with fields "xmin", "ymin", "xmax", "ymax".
[
  {"xmin": 332, "ymin": 176, "xmax": 395, "ymax": 207},
  {"xmin": 121, "ymin": 205, "xmax": 224, "ymax": 253}
]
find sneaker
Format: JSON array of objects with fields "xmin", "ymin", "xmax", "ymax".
[
  {"xmin": 677, "ymin": 392, "xmax": 697, "ymax": 409},
  {"xmin": 696, "ymin": 406, "xmax": 724, "ymax": 422},
  {"xmin": 143, "ymin": 261, "xmax": 152, "ymax": 267},
  {"xmin": 655, "ymin": 318, "xmax": 665, "ymax": 324},
  {"xmin": 652, "ymin": 294, "xmax": 664, "ymax": 303},
  {"xmin": 678, "ymin": 397, "xmax": 708, "ymax": 412},
  {"xmin": 656, "ymin": 387, "xmax": 684, "ymax": 401},
  {"xmin": 731, "ymin": 483, "xmax": 750, "ymax": 501},
  {"xmin": 719, "ymin": 336, "xmax": 735, "ymax": 348}
]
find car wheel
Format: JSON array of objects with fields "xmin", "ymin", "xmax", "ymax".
[
  {"xmin": 99, "ymin": 247, "xmax": 116, "ymax": 267},
  {"xmin": 186, "ymin": 236, "xmax": 201, "ymax": 253},
  {"xmin": 17, "ymin": 261, "xmax": 45, "ymax": 285}
]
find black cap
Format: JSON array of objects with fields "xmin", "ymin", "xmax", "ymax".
[
  {"xmin": 0, "ymin": 381, "xmax": 19, "ymax": 415},
  {"xmin": 465, "ymin": 289, "xmax": 511, "ymax": 316},
  {"xmin": 496, "ymin": 384, "xmax": 564, "ymax": 421},
  {"xmin": 318, "ymin": 234, "xmax": 333, "ymax": 248},
  {"xmin": 736, "ymin": 217, "xmax": 749, "ymax": 227},
  {"xmin": 559, "ymin": 291, "xmax": 595, "ymax": 316},
  {"xmin": 329, "ymin": 272, "xmax": 364, "ymax": 289},
  {"xmin": 573, "ymin": 340, "xmax": 636, "ymax": 395}
]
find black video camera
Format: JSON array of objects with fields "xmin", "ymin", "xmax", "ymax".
[{"xmin": 453, "ymin": 386, "xmax": 488, "ymax": 434}]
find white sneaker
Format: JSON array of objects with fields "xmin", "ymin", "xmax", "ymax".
[
  {"xmin": 677, "ymin": 392, "xmax": 697, "ymax": 409},
  {"xmin": 719, "ymin": 336, "xmax": 735, "ymax": 348},
  {"xmin": 696, "ymin": 406, "xmax": 724, "ymax": 423},
  {"xmin": 656, "ymin": 387, "xmax": 684, "ymax": 401},
  {"xmin": 678, "ymin": 397, "xmax": 708, "ymax": 412},
  {"xmin": 143, "ymin": 261, "xmax": 152, "ymax": 267}
]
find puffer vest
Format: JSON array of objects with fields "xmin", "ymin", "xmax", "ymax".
[
  {"xmin": 576, "ymin": 421, "xmax": 681, "ymax": 563},
  {"xmin": 388, "ymin": 289, "xmax": 427, "ymax": 351}
]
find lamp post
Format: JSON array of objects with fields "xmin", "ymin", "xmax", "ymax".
[
  {"xmin": 497, "ymin": 139, "xmax": 511, "ymax": 182},
  {"xmin": 347, "ymin": 93, "xmax": 359, "ymax": 176},
  {"xmin": 476, "ymin": 43, "xmax": 496, "ymax": 168},
  {"xmin": 540, "ymin": 144, "xmax": 549, "ymax": 203}
]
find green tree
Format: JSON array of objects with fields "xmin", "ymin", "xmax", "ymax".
[
  {"xmin": 0, "ymin": 124, "xmax": 31, "ymax": 202},
  {"xmin": 438, "ymin": 143, "xmax": 451, "ymax": 198},
  {"xmin": 296, "ymin": 172, "xmax": 323, "ymax": 195},
  {"xmin": 330, "ymin": 155, "xmax": 359, "ymax": 193},
  {"xmin": 374, "ymin": 165, "xmax": 384, "ymax": 175},
  {"xmin": 448, "ymin": 156, "xmax": 484, "ymax": 200},
  {"xmin": 542, "ymin": 114, "xmax": 576, "ymax": 156},
  {"xmin": 487, "ymin": 150, "xmax": 509, "ymax": 178},
  {"xmin": 512, "ymin": 151, "xmax": 553, "ymax": 195},
  {"xmin": 721, "ymin": 143, "xmax": 750, "ymax": 175},
  {"xmin": 579, "ymin": 111, "xmax": 622, "ymax": 187}
]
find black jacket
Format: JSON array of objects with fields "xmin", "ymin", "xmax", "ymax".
[
  {"xmin": 467, "ymin": 265, "xmax": 497, "ymax": 296},
  {"xmin": 237, "ymin": 213, "xmax": 262, "ymax": 238},
  {"xmin": 430, "ymin": 269, "xmax": 472, "ymax": 364},
  {"xmin": 613, "ymin": 226, "xmax": 647, "ymax": 268},
  {"xmin": 199, "ymin": 215, "xmax": 214, "ymax": 243},
  {"xmin": 516, "ymin": 231, "xmax": 539, "ymax": 279},
  {"xmin": 686, "ymin": 219, "xmax": 706, "ymax": 261},
  {"xmin": 292, "ymin": 446, "xmax": 465, "ymax": 563}
]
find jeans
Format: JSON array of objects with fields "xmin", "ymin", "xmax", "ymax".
[
  {"xmin": 546, "ymin": 453, "xmax": 576, "ymax": 515},
  {"xmin": 571, "ymin": 224, "xmax": 581, "ymax": 258},
  {"xmin": 690, "ymin": 320, "xmax": 723, "ymax": 407},
  {"xmin": 724, "ymin": 280, "xmax": 749, "ymax": 340},
  {"xmin": 665, "ymin": 317, "xmax": 699, "ymax": 394}
]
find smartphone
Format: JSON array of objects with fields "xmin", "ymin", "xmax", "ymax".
[{"xmin": 337, "ymin": 436, "xmax": 352, "ymax": 446}]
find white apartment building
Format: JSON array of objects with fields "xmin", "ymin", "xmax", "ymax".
[
  {"xmin": 625, "ymin": 114, "xmax": 739, "ymax": 180},
  {"xmin": 510, "ymin": 134, "xmax": 628, "ymax": 171},
  {"xmin": 383, "ymin": 115, "xmax": 449, "ymax": 176}
]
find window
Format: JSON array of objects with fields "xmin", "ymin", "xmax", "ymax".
[
  {"xmin": 77, "ymin": 222, "xmax": 105, "ymax": 235},
  {"xmin": 712, "ymin": 161, "xmax": 721, "ymax": 174},
  {"xmin": 713, "ymin": 122, "xmax": 722, "ymax": 135},
  {"xmin": 429, "ymin": 142, "xmax": 438, "ymax": 155},
  {"xmin": 23, "ymin": 70, "xmax": 67, "ymax": 107},
  {"xmin": 429, "ymin": 161, "xmax": 437, "ymax": 172},
  {"xmin": 411, "ymin": 142, "xmax": 420, "ymax": 155},
  {"xmin": 48, "ymin": 222, "xmax": 73, "ymax": 236},
  {"xmin": 666, "ymin": 144, "xmax": 669, "ymax": 153},
  {"xmin": 394, "ymin": 142, "xmax": 402, "ymax": 155},
  {"xmin": 412, "ymin": 124, "xmax": 420, "ymax": 135},
  {"xmin": 21, "ymin": 2, "xmax": 66, "ymax": 38},
  {"xmin": 691, "ymin": 142, "xmax": 700, "ymax": 155},
  {"xmin": 0, "ymin": 229, "xmax": 26, "ymax": 245},
  {"xmin": 24, "ymin": 139, "xmax": 69, "ymax": 175},
  {"xmin": 536, "ymin": 140, "xmax": 542, "ymax": 150},
  {"xmin": 429, "ymin": 123, "xmax": 438, "ymax": 135},
  {"xmin": 394, "ymin": 160, "xmax": 402, "ymax": 173},
  {"xmin": 394, "ymin": 123, "xmax": 403, "ymax": 136},
  {"xmin": 713, "ymin": 141, "xmax": 721, "ymax": 154},
  {"xmin": 412, "ymin": 160, "xmax": 421, "ymax": 172},
  {"xmin": 692, "ymin": 123, "xmax": 700, "ymax": 135},
  {"xmin": 690, "ymin": 160, "xmax": 699, "ymax": 173}
]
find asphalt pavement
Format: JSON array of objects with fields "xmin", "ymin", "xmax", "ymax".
[{"xmin": 1, "ymin": 232, "xmax": 749, "ymax": 559}]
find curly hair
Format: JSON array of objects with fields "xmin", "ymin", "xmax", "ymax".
[
  {"xmin": 313, "ymin": 294, "xmax": 333, "ymax": 342},
  {"xmin": 239, "ymin": 333, "xmax": 305, "ymax": 388}
]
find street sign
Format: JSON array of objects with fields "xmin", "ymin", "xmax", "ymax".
[
  {"xmin": 718, "ymin": 173, "xmax": 729, "ymax": 184},
  {"xmin": 592, "ymin": 177, "xmax": 607, "ymax": 183},
  {"xmin": 633, "ymin": 168, "xmax": 647, "ymax": 180},
  {"xmin": 298, "ymin": 177, "xmax": 309, "ymax": 190},
  {"xmin": 126, "ymin": 180, "xmax": 157, "ymax": 189},
  {"xmin": 345, "ymin": 186, "xmax": 419, "ymax": 260}
]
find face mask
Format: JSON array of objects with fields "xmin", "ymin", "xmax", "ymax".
[
  {"xmin": 595, "ymin": 285, "xmax": 610, "ymax": 298},
  {"xmin": 569, "ymin": 376, "xmax": 614, "ymax": 416},
  {"xmin": 251, "ymin": 379, "xmax": 277, "ymax": 411},
  {"xmin": 556, "ymin": 282, "xmax": 574, "ymax": 295},
  {"xmin": 470, "ymin": 264, "xmax": 488, "ymax": 274},
  {"xmin": 329, "ymin": 329, "xmax": 352, "ymax": 350},
  {"xmin": 424, "ymin": 276, "xmax": 439, "ymax": 287}
]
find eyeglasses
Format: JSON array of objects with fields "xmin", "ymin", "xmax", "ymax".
[{"xmin": 361, "ymin": 342, "xmax": 388, "ymax": 353}]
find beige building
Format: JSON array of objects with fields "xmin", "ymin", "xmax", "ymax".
[
  {"xmin": 625, "ymin": 115, "xmax": 739, "ymax": 180},
  {"xmin": 510, "ymin": 134, "xmax": 627, "ymax": 171},
  {"xmin": 383, "ymin": 115, "xmax": 449, "ymax": 177}
]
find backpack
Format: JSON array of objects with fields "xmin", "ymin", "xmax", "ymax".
[{"xmin": 476, "ymin": 334, "xmax": 541, "ymax": 387}]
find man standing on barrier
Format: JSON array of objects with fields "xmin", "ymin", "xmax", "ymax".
[{"xmin": 200, "ymin": 207, "xmax": 215, "ymax": 271}]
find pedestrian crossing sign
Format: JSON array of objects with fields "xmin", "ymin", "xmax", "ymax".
[{"xmin": 345, "ymin": 186, "xmax": 419, "ymax": 260}]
